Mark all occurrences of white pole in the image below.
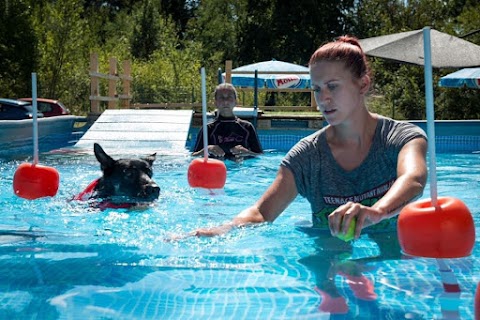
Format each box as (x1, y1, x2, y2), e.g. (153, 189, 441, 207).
(423, 27, 438, 207)
(32, 73, 39, 165)
(201, 67, 209, 161)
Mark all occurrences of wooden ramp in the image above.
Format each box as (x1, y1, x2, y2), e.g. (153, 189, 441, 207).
(74, 109, 193, 154)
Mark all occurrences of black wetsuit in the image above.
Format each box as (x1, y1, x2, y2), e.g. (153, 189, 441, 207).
(193, 115, 263, 159)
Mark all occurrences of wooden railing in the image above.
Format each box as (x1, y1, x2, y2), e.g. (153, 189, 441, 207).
(133, 102, 203, 112)
(89, 53, 132, 113)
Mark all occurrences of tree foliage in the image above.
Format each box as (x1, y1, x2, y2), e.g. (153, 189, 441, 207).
(232, 0, 354, 66)
(0, 0, 37, 98)
(0, 0, 478, 119)
(131, 1, 162, 60)
(353, 0, 480, 119)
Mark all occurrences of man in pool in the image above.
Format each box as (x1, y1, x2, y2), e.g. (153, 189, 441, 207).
(189, 36, 428, 314)
(191, 83, 263, 160)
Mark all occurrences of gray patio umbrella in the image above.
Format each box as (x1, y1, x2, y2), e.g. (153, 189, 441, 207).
(358, 28, 480, 68)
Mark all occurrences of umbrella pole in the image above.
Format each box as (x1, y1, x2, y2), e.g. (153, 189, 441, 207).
(217, 68, 223, 84)
(253, 70, 258, 128)
(201, 67, 209, 160)
(32, 73, 39, 165)
(423, 26, 438, 208)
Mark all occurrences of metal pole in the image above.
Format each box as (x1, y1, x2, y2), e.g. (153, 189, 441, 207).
(201, 67, 209, 161)
(423, 26, 438, 207)
(32, 73, 39, 165)
(253, 70, 258, 127)
(217, 68, 223, 84)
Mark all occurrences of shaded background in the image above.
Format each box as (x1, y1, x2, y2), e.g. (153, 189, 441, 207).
(1, 0, 479, 119)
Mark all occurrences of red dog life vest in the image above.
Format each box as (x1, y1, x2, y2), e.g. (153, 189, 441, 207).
(72, 179, 134, 210)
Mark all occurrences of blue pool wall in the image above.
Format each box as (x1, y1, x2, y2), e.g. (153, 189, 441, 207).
(410, 120, 480, 153)
(2, 118, 478, 158)
(187, 120, 480, 153)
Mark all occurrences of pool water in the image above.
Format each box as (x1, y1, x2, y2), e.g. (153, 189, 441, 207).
(0, 150, 478, 319)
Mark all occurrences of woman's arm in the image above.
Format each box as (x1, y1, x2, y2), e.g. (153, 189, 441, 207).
(371, 137, 428, 220)
(328, 137, 428, 239)
(193, 166, 299, 236)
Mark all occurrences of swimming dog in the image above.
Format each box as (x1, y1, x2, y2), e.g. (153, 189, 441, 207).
(73, 143, 160, 209)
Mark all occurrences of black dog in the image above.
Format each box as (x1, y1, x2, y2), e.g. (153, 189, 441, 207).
(73, 143, 160, 208)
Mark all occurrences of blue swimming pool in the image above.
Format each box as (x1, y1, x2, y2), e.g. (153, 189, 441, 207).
(0, 149, 479, 319)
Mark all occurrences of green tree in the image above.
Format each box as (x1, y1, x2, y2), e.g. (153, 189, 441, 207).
(159, 0, 195, 39)
(436, 1, 480, 119)
(131, 1, 162, 60)
(351, 0, 480, 120)
(236, 0, 355, 65)
(0, 0, 37, 98)
(2, 0, 478, 118)
(132, 15, 204, 105)
(31, 0, 91, 101)
(186, 0, 246, 67)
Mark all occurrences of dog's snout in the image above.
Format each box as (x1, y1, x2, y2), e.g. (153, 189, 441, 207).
(145, 184, 160, 199)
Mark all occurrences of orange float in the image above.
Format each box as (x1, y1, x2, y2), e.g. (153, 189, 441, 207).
(13, 73, 60, 200)
(187, 67, 227, 190)
(13, 163, 60, 200)
(398, 196, 475, 258)
(188, 158, 227, 189)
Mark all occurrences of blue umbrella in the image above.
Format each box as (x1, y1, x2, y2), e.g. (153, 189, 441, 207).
(439, 67, 480, 89)
(223, 59, 310, 89)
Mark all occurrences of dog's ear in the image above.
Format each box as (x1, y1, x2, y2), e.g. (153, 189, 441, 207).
(94, 143, 115, 170)
(143, 153, 156, 167)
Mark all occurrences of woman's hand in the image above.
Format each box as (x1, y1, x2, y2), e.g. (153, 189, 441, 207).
(328, 202, 385, 240)
(192, 224, 234, 237)
(164, 224, 233, 242)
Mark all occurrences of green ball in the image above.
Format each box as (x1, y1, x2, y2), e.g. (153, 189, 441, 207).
(337, 219, 356, 242)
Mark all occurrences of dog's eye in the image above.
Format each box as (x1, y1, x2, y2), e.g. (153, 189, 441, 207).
(123, 168, 134, 178)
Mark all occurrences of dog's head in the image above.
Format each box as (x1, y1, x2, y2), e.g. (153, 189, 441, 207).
(93, 143, 160, 204)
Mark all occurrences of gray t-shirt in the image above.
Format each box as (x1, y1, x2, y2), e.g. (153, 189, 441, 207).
(281, 116, 427, 231)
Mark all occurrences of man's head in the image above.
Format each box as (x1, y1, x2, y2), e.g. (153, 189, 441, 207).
(214, 83, 237, 117)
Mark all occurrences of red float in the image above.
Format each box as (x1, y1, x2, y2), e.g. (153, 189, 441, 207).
(187, 158, 227, 189)
(13, 163, 60, 200)
(398, 196, 475, 258)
